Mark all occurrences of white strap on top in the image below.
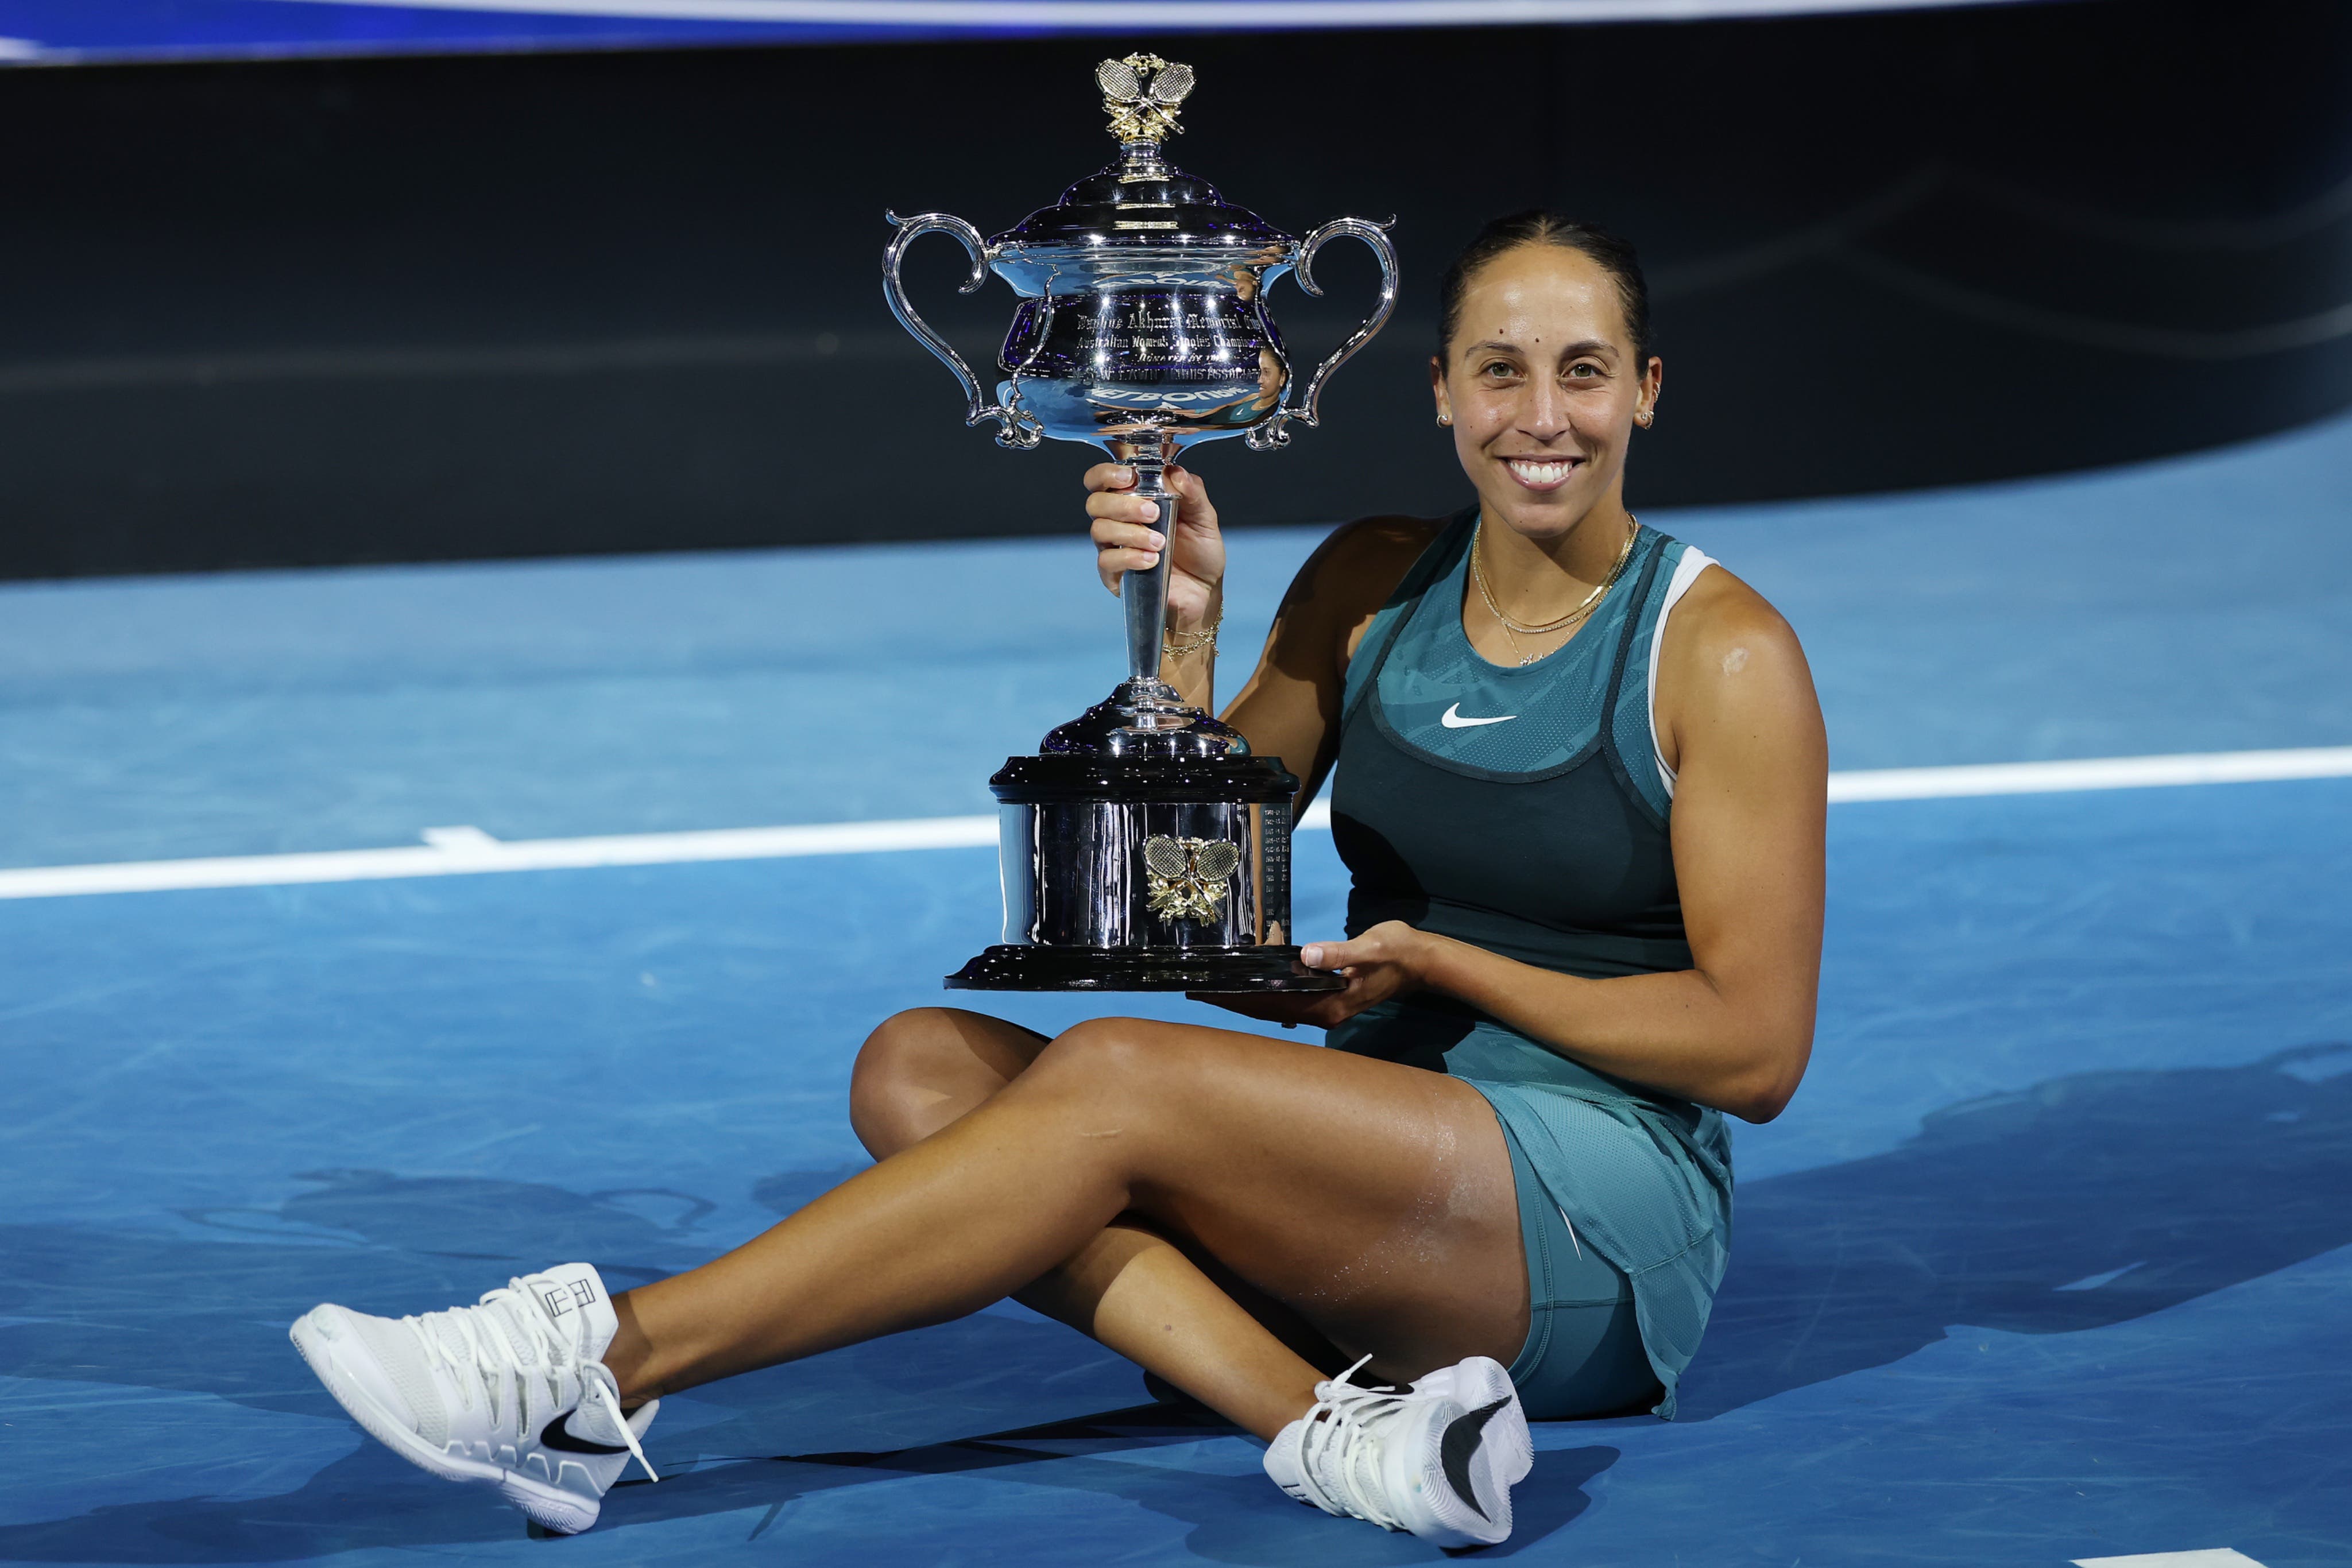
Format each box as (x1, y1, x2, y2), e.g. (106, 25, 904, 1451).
(1648, 547, 1717, 800)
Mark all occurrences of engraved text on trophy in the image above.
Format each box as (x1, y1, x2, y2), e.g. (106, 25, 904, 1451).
(999, 290, 1289, 440)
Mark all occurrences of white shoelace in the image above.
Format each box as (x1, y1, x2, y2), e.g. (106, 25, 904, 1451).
(399, 1276, 658, 1483)
(577, 1364, 660, 1484)
(1289, 1355, 1418, 1532)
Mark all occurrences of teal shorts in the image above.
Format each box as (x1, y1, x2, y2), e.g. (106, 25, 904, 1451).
(1492, 1111, 1661, 1420)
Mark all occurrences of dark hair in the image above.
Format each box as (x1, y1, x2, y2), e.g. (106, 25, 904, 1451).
(1434, 210, 1653, 367)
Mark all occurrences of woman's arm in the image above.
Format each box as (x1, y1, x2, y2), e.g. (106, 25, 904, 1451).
(1219, 516, 1437, 808)
(1298, 570, 1829, 1123)
(1086, 461, 1433, 808)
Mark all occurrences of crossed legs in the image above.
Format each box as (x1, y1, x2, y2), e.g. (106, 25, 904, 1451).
(848, 1009, 1357, 1435)
(600, 1011, 1530, 1443)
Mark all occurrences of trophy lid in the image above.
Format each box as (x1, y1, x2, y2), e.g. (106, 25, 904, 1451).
(987, 56, 1293, 257)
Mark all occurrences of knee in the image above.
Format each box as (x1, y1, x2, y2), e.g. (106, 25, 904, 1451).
(848, 1008, 965, 1158)
(1009, 1020, 1232, 1169)
(1023, 1017, 1171, 1108)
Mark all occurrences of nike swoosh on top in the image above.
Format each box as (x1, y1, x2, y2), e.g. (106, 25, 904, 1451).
(1440, 703, 1517, 729)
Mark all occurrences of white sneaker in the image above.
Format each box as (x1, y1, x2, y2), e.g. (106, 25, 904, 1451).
(289, 1262, 659, 1535)
(1263, 1354, 1523, 1547)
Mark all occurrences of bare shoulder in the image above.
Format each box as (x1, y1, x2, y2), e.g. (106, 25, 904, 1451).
(1666, 563, 1805, 673)
(1245, 513, 1444, 690)
(1230, 513, 1446, 748)
(1655, 561, 1825, 769)
(1271, 514, 1443, 668)
(1286, 514, 1442, 614)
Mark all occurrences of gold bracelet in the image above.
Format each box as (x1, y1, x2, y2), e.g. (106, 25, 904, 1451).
(1162, 615, 1221, 658)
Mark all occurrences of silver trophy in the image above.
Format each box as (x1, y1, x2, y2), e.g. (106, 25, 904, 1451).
(884, 54, 1396, 991)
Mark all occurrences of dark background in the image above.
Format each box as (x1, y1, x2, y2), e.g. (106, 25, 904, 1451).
(2, 0, 2347, 580)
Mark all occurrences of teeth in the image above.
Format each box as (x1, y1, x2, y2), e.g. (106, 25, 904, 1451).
(1507, 459, 1573, 485)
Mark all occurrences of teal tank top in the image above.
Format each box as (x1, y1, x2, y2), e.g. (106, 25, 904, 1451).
(1325, 509, 1735, 1418)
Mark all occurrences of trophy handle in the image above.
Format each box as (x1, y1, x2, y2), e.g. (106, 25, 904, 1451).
(882, 211, 1042, 451)
(1246, 216, 1399, 452)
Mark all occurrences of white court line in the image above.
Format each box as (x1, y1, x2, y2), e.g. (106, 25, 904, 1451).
(0, 817, 999, 900)
(2074, 1551, 2269, 1567)
(1826, 745, 2352, 802)
(1, 746, 2346, 902)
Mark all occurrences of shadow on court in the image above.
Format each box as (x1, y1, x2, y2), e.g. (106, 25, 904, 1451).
(1678, 1042, 2352, 1419)
(2, 1046, 2348, 1559)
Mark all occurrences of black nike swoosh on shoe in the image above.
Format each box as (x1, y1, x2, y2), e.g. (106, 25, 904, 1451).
(540, 1412, 629, 1456)
(1440, 1397, 1512, 1520)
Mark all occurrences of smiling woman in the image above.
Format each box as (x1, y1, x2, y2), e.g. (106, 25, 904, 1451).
(285, 212, 1828, 1551)
(1432, 216, 1664, 666)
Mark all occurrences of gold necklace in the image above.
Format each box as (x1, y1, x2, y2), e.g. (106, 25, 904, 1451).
(1471, 516, 1639, 665)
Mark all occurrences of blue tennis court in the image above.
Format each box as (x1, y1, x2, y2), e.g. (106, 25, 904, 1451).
(2, 411, 2349, 1567)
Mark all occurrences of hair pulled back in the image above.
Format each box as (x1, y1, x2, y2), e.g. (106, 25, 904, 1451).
(1435, 210, 1653, 367)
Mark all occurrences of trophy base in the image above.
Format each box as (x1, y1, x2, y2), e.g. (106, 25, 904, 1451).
(945, 944, 1345, 993)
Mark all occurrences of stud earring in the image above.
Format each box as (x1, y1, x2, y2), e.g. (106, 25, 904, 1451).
(1635, 409, 1653, 428)
(1437, 414, 1452, 427)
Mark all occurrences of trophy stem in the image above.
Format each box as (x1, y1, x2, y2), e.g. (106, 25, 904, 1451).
(1120, 454, 1178, 686)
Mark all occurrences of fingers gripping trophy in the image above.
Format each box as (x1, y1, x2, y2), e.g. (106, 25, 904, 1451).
(883, 55, 1397, 992)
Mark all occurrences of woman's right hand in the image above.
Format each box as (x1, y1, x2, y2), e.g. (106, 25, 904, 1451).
(1086, 462, 1226, 631)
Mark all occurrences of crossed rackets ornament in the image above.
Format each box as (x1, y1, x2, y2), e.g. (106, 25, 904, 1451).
(1094, 53, 1196, 144)
(1143, 834, 1241, 926)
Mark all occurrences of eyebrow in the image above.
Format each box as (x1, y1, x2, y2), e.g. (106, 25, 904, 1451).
(1461, 338, 1619, 361)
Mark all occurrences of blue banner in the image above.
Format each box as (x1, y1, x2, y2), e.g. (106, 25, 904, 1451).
(0, 0, 2014, 67)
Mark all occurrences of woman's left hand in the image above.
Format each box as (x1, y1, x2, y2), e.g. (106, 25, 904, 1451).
(1192, 921, 1438, 1030)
